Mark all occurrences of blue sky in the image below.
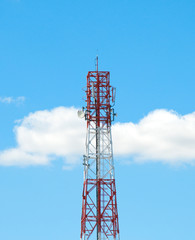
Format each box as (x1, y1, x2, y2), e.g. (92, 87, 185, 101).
(0, 0, 195, 239)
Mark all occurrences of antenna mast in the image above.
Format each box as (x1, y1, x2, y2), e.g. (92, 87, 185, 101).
(96, 55, 98, 72)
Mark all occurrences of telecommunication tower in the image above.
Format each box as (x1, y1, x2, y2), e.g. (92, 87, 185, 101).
(79, 57, 120, 240)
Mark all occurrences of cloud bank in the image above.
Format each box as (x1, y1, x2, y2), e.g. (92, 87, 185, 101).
(0, 107, 195, 167)
(113, 109, 195, 165)
(0, 107, 85, 167)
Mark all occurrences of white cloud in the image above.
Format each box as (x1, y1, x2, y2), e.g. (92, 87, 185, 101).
(0, 107, 85, 167)
(0, 96, 25, 104)
(0, 148, 49, 166)
(0, 107, 195, 168)
(113, 109, 195, 165)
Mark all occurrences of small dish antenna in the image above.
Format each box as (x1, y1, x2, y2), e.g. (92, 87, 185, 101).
(77, 110, 85, 119)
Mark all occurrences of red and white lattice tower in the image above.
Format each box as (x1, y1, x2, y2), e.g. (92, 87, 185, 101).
(80, 58, 120, 240)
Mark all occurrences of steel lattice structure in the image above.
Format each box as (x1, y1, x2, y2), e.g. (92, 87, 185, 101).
(80, 58, 120, 240)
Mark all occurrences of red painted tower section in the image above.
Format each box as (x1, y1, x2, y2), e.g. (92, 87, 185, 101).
(80, 58, 120, 240)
